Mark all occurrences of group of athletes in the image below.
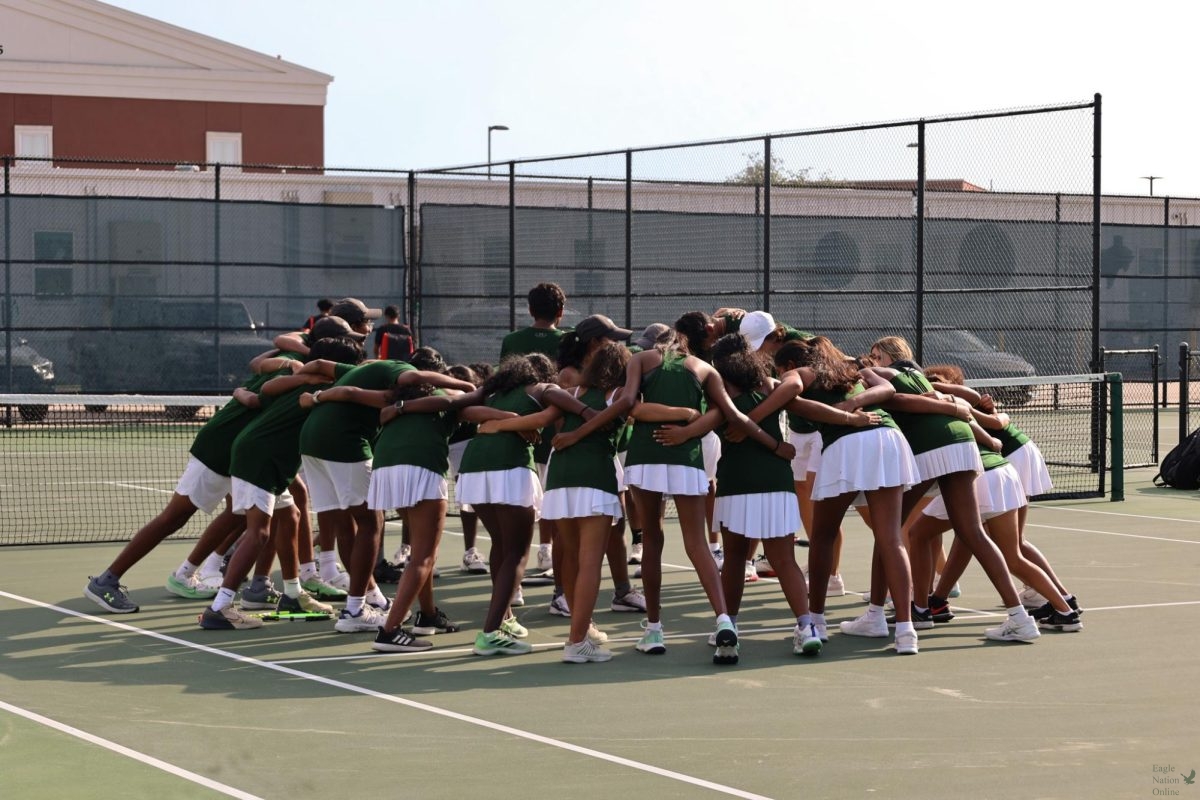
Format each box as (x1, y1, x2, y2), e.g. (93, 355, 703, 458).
(83, 282, 1082, 665)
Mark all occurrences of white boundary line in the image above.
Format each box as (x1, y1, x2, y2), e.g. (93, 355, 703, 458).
(0, 699, 264, 800)
(1030, 503, 1199, 526)
(0, 590, 775, 800)
(1025, 522, 1199, 545)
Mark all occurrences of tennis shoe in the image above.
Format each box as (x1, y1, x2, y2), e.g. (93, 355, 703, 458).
(985, 615, 1041, 642)
(196, 568, 225, 591)
(754, 555, 776, 578)
(628, 542, 643, 565)
(510, 587, 525, 607)
(373, 557, 402, 584)
(199, 605, 262, 630)
(334, 604, 388, 633)
(587, 621, 609, 645)
(713, 619, 739, 665)
(239, 581, 282, 610)
(460, 547, 489, 574)
(393, 543, 412, 567)
(473, 630, 532, 656)
(711, 547, 724, 571)
(300, 575, 348, 601)
(826, 573, 846, 597)
(947, 581, 962, 599)
(499, 614, 529, 639)
(1019, 584, 1047, 608)
(894, 630, 919, 655)
(277, 591, 334, 616)
(85, 576, 139, 614)
(1037, 609, 1083, 632)
(563, 638, 613, 663)
(743, 560, 758, 582)
(886, 603, 935, 630)
(548, 593, 571, 617)
(794, 623, 823, 656)
(165, 572, 218, 600)
(812, 618, 829, 642)
(536, 543, 553, 572)
(611, 589, 647, 613)
(839, 611, 889, 638)
(635, 626, 666, 655)
(372, 627, 433, 653)
(411, 607, 461, 635)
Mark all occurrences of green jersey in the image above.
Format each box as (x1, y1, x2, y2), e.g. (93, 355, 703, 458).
(500, 326, 569, 360)
(994, 422, 1031, 457)
(804, 382, 898, 450)
(625, 353, 706, 470)
(372, 390, 458, 475)
(715, 390, 793, 497)
(188, 357, 300, 475)
(458, 387, 542, 474)
(299, 360, 413, 463)
(545, 387, 620, 494)
(886, 368, 974, 456)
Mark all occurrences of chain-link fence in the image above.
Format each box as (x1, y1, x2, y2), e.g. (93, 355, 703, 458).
(1100, 346, 1160, 467)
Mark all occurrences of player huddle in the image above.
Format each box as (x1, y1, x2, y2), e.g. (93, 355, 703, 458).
(84, 283, 1081, 665)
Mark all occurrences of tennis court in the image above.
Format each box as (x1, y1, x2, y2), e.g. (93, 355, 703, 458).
(1, 463, 1197, 800)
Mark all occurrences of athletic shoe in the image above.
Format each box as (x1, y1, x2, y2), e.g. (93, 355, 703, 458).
(711, 547, 725, 571)
(713, 619, 739, 665)
(1037, 609, 1083, 632)
(886, 603, 934, 630)
(563, 638, 613, 663)
(85, 576, 139, 614)
(536, 543, 553, 572)
(928, 596, 955, 624)
(367, 595, 392, 613)
(1019, 584, 1046, 608)
(334, 605, 388, 633)
(301, 576, 348, 601)
(239, 581, 282, 610)
(984, 615, 1041, 642)
(277, 591, 334, 616)
(372, 627, 433, 653)
(611, 589, 647, 613)
(628, 542, 643, 565)
(813, 619, 829, 642)
(743, 560, 758, 583)
(632, 565, 642, 579)
(324, 570, 352, 593)
(548, 593, 571, 617)
(839, 611, 890, 638)
(198, 605, 262, 630)
(394, 543, 412, 567)
(793, 623, 822, 656)
(165, 572, 218, 600)
(499, 614, 528, 639)
(411, 607, 461, 635)
(754, 555, 776, 578)
(795, 538, 810, 548)
(473, 630, 532, 656)
(196, 567, 225, 591)
(826, 574, 846, 597)
(460, 547, 489, 574)
(894, 630, 919, 655)
(587, 622, 608, 645)
(511, 587, 525, 607)
(373, 558, 402, 584)
(635, 626, 667, 655)
(947, 581, 962, 599)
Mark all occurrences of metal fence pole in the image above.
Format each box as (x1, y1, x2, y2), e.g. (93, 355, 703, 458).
(1151, 344, 1159, 461)
(508, 162, 516, 333)
(1090, 93, 1103, 471)
(213, 162, 223, 386)
(3, 156, 10, 397)
(1181, 342, 1191, 441)
(625, 150, 633, 329)
(762, 136, 771, 313)
(407, 171, 417, 334)
(914, 121, 926, 362)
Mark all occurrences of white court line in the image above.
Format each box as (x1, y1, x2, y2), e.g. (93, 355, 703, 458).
(1025, 522, 1199, 545)
(1031, 503, 1199, 526)
(0, 590, 774, 800)
(110, 482, 174, 495)
(0, 699, 264, 800)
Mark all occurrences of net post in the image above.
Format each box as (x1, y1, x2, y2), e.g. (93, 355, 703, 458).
(1107, 373, 1124, 501)
(1181, 342, 1191, 443)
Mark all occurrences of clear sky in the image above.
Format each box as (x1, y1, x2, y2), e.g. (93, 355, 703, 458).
(106, 0, 1195, 198)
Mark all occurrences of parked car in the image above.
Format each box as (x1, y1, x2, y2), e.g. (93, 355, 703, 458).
(0, 336, 56, 422)
(922, 327, 1037, 406)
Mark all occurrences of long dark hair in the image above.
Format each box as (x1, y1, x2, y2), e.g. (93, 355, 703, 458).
(481, 354, 542, 396)
(712, 333, 766, 394)
(776, 336, 858, 393)
(580, 341, 631, 392)
(407, 346, 447, 373)
(556, 331, 588, 371)
(673, 311, 712, 361)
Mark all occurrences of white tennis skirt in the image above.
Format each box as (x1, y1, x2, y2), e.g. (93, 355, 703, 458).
(541, 487, 623, 522)
(925, 463, 1027, 521)
(176, 456, 231, 515)
(625, 463, 709, 496)
(789, 430, 823, 481)
(1005, 440, 1053, 498)
(368, 464, 447, 511)
(913, 441, 983, 486)
(456, 467, 543, 510)
(613, 455, 627, 492)
(714, 492, 801, 539)
(811, 427, 919, 501)
(701, 431, 721, 481)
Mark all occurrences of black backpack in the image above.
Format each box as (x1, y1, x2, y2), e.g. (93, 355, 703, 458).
(1153, 427, 1200, 489)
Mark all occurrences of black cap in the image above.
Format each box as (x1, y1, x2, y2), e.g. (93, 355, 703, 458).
(574, 314, 633, 343)
(310, 314, 365, 342)
(330, 297, 383, 326)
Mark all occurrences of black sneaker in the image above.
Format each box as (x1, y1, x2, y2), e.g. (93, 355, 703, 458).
(886, 602, 934, 630)
(373, 557, 403, 584)
(1030, 601, 1055, 621)
(410, 607, 460, 635)
(1037, 609, 1083, 632)
(371, 627, 433, 653)
(1066, 595, 1083, 615)
(84, 576, 139, 614)
(928, 595, 955, 624)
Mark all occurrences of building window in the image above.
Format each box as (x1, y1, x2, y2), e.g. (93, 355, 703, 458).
(14, 125, 53, 162)
(35, 268, 73, 296)
(33, 231, 74, 297)
(206, 132, 243, 171)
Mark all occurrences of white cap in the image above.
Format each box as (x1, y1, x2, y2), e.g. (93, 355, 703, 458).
(740, 310, 777, 351)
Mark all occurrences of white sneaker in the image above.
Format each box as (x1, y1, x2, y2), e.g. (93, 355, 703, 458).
(1019, 584, 1047, 608)
(586, 621, 608, 645)
(985, 615, 1041, 642)
(894, 629, 919, 655)
(500, 614, 528, 639)
(510, 587, 524, 607)
(754, 555, 776, 577)
(743, 560, 759, 583)
(461, 547, 489, 574)
(537, 543, 553, 572)
(325, 570, 351, 592)
(611, 589, 647, 613)
(549, 593, 571, 617)
(393, 543, 412, 567)
(813, 619, 829, 642)
(826, 574, 846, 597)
(711, 547, 724, 571)
(839, 611, 889, 638)
(334, 604, 388, 633)
(793, 623, 822, 655)
(195, 568, 225, 591)
(628, 542, 643, 565)
(563, 638, 613, 663)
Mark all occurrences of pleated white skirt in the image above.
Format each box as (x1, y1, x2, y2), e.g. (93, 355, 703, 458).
(714, 492, 801, 539)
(1006, 440, 1053, 498)
(456, 467, 543, 510)
(913, 441, 983, 485)
(541, 487, 623, 522)
(368, 465, 447, 511)
(811, 427, 919, 501)
(625, 463, 709, 496)
(925, 462, 1027, 521)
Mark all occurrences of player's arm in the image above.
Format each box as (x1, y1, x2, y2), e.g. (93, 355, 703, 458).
(299, 385, 391, 410)
(630, 401, 700, 423)
(396, 370, 475, 393)
(273, 331, 310, 357)
(650, 408, 724, 446)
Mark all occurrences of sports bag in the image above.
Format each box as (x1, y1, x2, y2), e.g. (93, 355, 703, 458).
(1153, 426, 1200, 489)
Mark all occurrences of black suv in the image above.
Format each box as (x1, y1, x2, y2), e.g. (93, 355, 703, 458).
(1, 336, 56, 421)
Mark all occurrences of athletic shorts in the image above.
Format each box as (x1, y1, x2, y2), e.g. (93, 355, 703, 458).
(301, 455, 371, 512)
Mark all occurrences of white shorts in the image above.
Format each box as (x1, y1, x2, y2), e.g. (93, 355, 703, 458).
(456, 467, 543, 510)
(536, 460, 549, 488)
(368, 464, 448, 511)
(912, 441, 984, 493)
(925, 463, 1027, 521)
(701, 431, 721, 481)
(1006, 441, 1054, 498)
(301, 455, 372, 512)
(541, 487, 623, 522)
(625, 463, 709, 496)
(789, 430, 823, 480)
(175, 456, 231, 515)
(231, 478, 295, 516)
(714, 492, 801, 539)
(811, 427, 919, 501)
(613, 455, 627, 493)
(448, 440, 473, 513)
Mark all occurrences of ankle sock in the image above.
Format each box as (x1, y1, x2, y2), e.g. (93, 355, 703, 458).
(211, 587, 236, 611)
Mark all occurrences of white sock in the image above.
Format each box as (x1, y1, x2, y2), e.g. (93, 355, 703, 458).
(1007, 605, 1031, 621)
(646, 620, 663, 632)
(211, 587, 236, 612)
(811, 612, 826, 626)
(365, 585, 387, 607)
(709, 542, 720, 553)
(318, 550, 338, 581)
(345, 595, 364, 615)
(866, 604, 885, 618)
(175, 561, 198, 580)
(716, 613, 731, 627)
(299, 562, 318, 581)
(200, 553, 223, 574)
(894, 620, 915, 636)
(283, 578, 301, 599)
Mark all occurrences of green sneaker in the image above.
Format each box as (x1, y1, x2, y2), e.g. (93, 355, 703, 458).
(635, 626, 666, 655)
(165, 572, 219, 600)
(499, 614, 528, 639)
(473, 630, 532, 656)
(301, 576, 348, 601)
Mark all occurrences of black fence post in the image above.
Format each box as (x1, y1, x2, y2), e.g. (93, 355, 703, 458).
(508, 162, 516, 333)
(213, 162, 223, 387)
(407, 171, 417, 335)
(1181, 342, 1191, 442)
(1090, 93, 1103, 473)
(3, 156, 10, 398)
(914, 121, 926, 363)
(625, 150, 633, 329)
(1151, 344, 1159, 462)
(762, 136, 771, 313)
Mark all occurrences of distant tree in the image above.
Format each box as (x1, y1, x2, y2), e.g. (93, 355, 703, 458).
(726, 153, 845, 187)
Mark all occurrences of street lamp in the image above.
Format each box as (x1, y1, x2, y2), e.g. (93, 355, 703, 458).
(488, 125, 509, 180)
(1141, 175, 1164, 196)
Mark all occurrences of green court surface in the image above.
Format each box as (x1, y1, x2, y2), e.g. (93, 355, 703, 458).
(1, 468, 1197, 799)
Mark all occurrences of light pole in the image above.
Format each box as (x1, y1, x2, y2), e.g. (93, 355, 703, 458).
(1141, 175, 1164, 196)
(488, 125, 509, 180)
